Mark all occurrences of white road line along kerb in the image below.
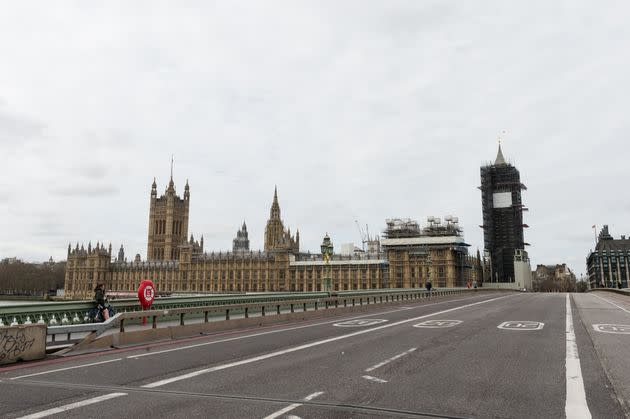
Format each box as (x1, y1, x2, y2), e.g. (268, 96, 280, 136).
(142, 295, 508, 388)
(591, 293, 630, 315)
(365, 348, 417, 372)
(10, 358, 123, 380)
(16, 392, 127, 419)
(127, 294, 488, 360)
(565, 294, 592, 419)
(262, 391, 324, 419)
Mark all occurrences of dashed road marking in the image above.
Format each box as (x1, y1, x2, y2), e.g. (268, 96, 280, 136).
(141, 295, 507, 388)
(413, 320, 462, 328)
(362, 375, 388, 384)
(497, 321, 544, 331)
(592, 324, 630, 334)
(365, 348, 417, 372)
(16, 392, 127, 419)
(333, 319, 388, 327)
(262, 391, 324, 419)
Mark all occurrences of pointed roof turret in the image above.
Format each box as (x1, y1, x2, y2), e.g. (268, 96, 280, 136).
(242, 221, 247, 231)
(495, 143, 507, 166)
(167, 156, 175, 191)
(270, 186, 281, 219)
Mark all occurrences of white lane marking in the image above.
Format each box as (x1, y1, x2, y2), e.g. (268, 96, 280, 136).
(592, 324, 630, 334)
(333, 319, 388, 327)
(591, 293, 630, 315)
(17, 392, 127, 419)
(262, 391, 324, 419)
(11, 358, 123, 380)
(565, 294, 592, 419)
(127, 295, 483, 359)
(413, 320, 462, 328)
(142, 295, 507, 388)
(365, 347, 417, 372)
(497, 321, 544, 331)
(362, 375, 388, 384)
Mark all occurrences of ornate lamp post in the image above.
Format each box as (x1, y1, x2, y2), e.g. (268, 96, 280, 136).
(320, 233, 334, 293)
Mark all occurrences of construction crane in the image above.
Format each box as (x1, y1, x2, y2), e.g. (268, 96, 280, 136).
(355, 220, 371, 252)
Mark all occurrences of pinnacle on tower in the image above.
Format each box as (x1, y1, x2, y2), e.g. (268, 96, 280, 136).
(168, 156, 175, 190)
(270, 186, 281, 218)
(495, 143, 507, 166)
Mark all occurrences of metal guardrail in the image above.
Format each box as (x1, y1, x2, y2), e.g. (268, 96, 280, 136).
(115, 289, 470, 333)
(24, 288, 476, 351)
(46, 314, 122, 349)
(0, 292, 331, 327)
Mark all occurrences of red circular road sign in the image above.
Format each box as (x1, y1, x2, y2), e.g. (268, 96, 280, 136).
(137, 280, 155, 309)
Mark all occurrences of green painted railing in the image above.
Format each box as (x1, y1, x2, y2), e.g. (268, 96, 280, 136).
(0, 288, 471, 327)
(0, 292, 329, 326)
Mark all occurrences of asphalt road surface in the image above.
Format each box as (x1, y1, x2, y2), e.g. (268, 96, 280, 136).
(1, 291, 629, 419)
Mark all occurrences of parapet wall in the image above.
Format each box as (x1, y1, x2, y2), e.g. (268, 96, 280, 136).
(0, 324, 46, 365)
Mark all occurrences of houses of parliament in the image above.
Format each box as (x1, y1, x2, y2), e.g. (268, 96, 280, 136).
(64, 171, 482, 299)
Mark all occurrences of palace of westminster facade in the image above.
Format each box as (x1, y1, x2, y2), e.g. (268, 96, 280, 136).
(64, 173, 483, 299)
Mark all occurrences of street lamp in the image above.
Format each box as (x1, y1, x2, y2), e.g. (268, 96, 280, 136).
(320, 233, 334, 293)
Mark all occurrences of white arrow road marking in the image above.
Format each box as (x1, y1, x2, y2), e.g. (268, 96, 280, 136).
(362, 375, 388, 384)
(17, 393, 127, 419)
(262, 391, 324, 419)
(365, 348, 417, 372)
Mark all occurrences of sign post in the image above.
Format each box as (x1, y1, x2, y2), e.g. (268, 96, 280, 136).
(137, 279, 156, 325)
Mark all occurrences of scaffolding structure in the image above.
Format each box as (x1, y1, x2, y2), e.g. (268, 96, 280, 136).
(479, 148, 528, 283)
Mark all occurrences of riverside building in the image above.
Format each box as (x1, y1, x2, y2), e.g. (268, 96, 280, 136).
(64, 172, 483, 298)
(586, 225, 630, 289)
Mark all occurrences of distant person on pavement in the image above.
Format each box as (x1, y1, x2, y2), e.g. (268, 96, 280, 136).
(426, 280, 432, 292)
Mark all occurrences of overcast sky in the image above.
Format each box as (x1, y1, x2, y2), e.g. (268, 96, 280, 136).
(1, 1, 629, 277)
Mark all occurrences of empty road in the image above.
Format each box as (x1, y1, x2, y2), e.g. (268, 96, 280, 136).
(1, 291, 629, 418)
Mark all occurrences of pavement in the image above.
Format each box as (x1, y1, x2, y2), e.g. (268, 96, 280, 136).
(1, 291, 629, 418)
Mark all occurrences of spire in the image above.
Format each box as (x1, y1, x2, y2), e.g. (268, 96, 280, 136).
(242, 221, 247, 231)
(495, 137, 507, 165)
(168, 156, 175, 191)
(270, 186, 281, 219)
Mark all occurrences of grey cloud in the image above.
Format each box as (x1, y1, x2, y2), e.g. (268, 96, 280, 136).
(0, 105, 45, 146)
(51, 185, 120, 197)
(0, 1, 628, 276)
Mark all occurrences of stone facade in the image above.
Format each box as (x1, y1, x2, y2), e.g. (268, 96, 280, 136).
(64, 175, 482, 298)
(146, 175, 190, 261)
(232, 222, 250, 252)
(586, 225, 630, 289)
